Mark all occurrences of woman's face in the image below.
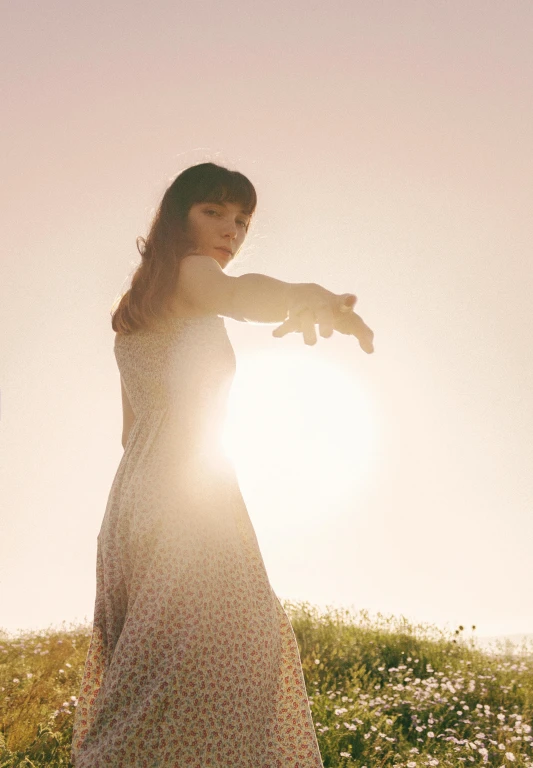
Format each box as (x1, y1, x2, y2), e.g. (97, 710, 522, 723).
(185, 200, 251, 269)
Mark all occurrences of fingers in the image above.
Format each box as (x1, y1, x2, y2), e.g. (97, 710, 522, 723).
(352, 313, 374, 353)
(291, 307, 317, 345)
(272, 322, 292, 338)
(273, 291, 375, 353)
(289, 301, 335, 345)
(314, 304, 334, 339)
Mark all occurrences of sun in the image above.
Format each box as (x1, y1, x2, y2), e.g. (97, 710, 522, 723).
(220, 348, 378, 532)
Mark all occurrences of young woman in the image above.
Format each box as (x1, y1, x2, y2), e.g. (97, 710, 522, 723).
(71, 162, 374, 768)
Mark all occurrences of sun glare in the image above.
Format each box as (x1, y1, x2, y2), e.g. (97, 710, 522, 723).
(221, 349, 378, 531)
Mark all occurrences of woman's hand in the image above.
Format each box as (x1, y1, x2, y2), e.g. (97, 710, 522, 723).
(272, 285, 374, 353)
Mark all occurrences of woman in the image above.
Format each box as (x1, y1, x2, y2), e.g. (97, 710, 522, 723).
(71, 162, 374, 768)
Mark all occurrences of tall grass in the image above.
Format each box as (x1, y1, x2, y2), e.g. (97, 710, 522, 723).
(1, 602, 531, 767)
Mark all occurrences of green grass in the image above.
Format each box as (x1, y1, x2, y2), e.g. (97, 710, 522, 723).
(1, 602, 532, 767)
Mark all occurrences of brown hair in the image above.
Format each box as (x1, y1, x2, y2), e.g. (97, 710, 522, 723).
(111, 162, 257, 334)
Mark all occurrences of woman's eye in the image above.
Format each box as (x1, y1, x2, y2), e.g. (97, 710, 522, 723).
(205, 209, 247, 228)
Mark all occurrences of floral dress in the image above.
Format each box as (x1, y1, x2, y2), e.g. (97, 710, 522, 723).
(71, 314, 324, 767)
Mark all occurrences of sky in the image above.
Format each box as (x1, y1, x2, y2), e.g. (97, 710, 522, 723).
(1, 0, 532, 646)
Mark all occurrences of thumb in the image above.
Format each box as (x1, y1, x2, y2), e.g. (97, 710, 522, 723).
(339, 293, 357, 311)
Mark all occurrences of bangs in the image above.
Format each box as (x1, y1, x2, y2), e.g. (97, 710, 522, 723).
(188, 168, 257, 216)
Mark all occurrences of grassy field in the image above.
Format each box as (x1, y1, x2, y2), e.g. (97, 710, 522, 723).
(1, 602, 532, 767)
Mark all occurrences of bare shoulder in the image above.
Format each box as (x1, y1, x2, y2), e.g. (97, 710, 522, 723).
(173, 253, 236, 319)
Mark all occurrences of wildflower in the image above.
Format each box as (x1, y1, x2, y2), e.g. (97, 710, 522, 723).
(314, 659, 320, 665)
(12, 678, 19, 683)
(505, 754, 516, 762)
(340, 752, 351, 758)
(26, 673, 33, 679)
(428, 732, 435, 738)
(407, 762, 418, 767)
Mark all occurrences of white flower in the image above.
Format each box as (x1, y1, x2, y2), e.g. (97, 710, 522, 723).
(505, 754, 516, 762)
(340, 752, 351, 758)
(407, 762, 418, 767)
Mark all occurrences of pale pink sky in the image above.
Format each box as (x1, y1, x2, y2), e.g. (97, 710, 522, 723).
(1, 1, 532, 643)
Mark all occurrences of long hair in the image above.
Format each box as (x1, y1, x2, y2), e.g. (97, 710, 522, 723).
(111, 162, 257, 334)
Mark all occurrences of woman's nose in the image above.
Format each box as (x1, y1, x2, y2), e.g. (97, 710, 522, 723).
(222, 219, 238, 237)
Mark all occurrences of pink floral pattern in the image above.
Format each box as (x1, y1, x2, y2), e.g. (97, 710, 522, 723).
(71, 315, 324, 767)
